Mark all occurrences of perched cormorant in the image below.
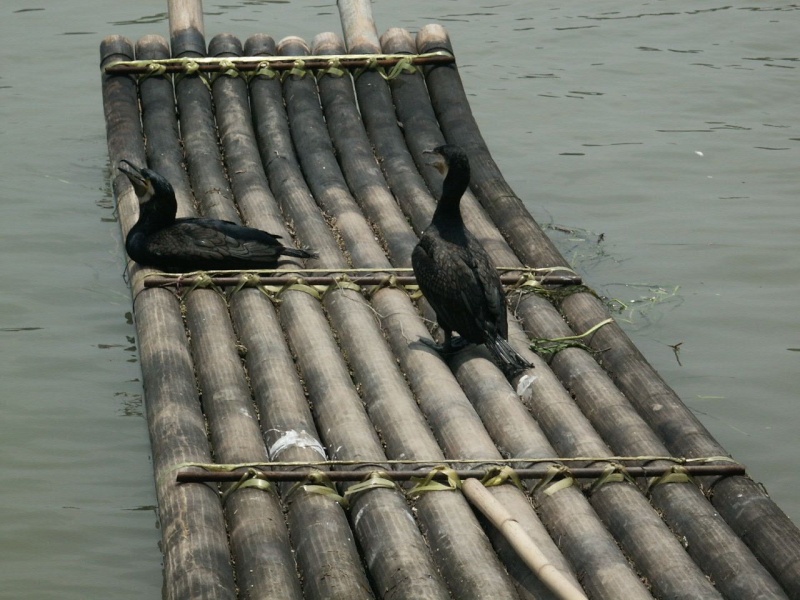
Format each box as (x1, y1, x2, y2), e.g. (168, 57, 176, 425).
(118, 160, 316, 272)
(411, 145, 533, 376)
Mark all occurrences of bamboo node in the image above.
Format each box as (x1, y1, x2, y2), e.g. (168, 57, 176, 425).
(407, 465, 462, 498)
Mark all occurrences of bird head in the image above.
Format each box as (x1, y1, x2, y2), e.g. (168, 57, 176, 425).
(423, 144, 469, 179)
(118, 160, 175, 203)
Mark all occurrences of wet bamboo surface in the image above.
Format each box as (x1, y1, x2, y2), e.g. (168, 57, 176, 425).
(100, 0, 800, 598)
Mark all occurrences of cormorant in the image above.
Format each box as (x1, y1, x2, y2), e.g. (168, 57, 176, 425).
(411, 145, 533, 376)
(118, 160, 316, 272)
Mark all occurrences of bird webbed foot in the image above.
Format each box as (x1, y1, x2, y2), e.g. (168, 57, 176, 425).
(417, 335, 469, 356)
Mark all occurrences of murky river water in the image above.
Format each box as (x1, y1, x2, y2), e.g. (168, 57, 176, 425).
(1, 1, 797, 597)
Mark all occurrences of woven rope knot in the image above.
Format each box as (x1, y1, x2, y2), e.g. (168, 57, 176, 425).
(220, 468, 272, 505)
(407, 465, 462, 498)
(531, 464, 574, 497)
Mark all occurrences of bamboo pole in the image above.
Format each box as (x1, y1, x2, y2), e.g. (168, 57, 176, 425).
(245, 33, 349, 268)
(208, 32, 374, 600)
(323, 19, 588, 596)
(514, 295, 788, 599)
(279, 36, 391, 269)
(415, 25, 567, 270)
(378, 28, 523, 267)
(100, 35, 236, 600)
(313, 32, 418, 267)
(168, 0, 205, 56)
(137, 33, 306, 599)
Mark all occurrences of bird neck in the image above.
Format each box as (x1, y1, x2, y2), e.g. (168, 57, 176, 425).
(432, 166, 470, 224)
(135, 193, 177, 230)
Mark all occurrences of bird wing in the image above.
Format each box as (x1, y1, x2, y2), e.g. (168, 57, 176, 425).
(147, 219, 285, 263)
(413, 233, 497, 342)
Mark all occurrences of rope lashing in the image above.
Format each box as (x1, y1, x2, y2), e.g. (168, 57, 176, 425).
(104, 51, 455, 79)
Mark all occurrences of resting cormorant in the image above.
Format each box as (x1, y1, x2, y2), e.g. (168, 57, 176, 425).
(119, 160, 316, 272)
(411, 145, 533, 376)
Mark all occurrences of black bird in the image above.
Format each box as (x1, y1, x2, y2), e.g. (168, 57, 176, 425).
(118, 160, 316, 272)
(411, 145, 532, 376)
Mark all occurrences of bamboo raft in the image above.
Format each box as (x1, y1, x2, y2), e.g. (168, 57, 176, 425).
(100, 1, 800, 598)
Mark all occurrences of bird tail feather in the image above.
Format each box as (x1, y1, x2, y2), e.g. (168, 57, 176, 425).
(282, 246, 319, 260)
(486, 336, 533, 377)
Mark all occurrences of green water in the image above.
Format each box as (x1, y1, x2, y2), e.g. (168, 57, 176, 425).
(1, 1, 797, 597)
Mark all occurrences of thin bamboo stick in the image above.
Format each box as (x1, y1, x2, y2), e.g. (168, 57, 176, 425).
(104, 53, 455, 75)
(462, 479, 589, 600)
(100, 34, 236, 600)
(176, 464, 745, 483)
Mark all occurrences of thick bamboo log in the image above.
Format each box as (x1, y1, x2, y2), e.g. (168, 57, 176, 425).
(562, 293, 800, 595)
(242, 34, 454, 599)
(245, 33, 348, 268)
(208, 32, 374, 600)
(136, 33, 306, 599)
(415, 25, 567, 270)
(368, 25, 673, 596)
(168, 0, 205, 57)
(379, 28, 522, 267)
(279, 36, 390, 269)
(323, 287, 523, 600)
(313, 32, 418, 267)
(373, 290, 611, 598)
(279, 295, 452, 600)
(101, 35, 236, 600)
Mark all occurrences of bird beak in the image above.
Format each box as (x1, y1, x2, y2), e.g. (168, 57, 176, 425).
(118, 160, 151, 198)
(423, 149, 447, 175)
